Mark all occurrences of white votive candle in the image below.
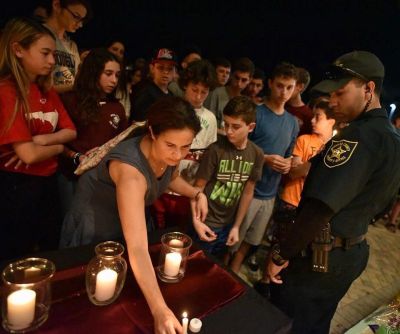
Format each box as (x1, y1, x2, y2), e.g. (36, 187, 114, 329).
(94, 268, 118, 302)
(189, 318, 202, 333)
(7, 289, 36, 330)
(24, 266, 41, 279)
(169, 239, 184, 248)
(164, 252, 182, 277)
(182, 312, 188, 334)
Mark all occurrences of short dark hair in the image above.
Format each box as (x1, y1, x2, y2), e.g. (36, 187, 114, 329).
(179, 59, 218, 91)
(180, 44, 202, 60)
(223, 96, 256, 124)
(106, 39, 125, 49)
(353, 77, 383, 97)
(253, 68, 266, 81)
(370, 78, 383, 96)
(232, 57, 255, 77)
(147, 97, 201, 136)
(270, 62, 298, 81)
(214, 57, 231, 69)
(313, 99, 335, 120)
(296, 67, 311, 90)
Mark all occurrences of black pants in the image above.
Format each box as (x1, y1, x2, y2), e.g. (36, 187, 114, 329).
(270, 241, 369, 334)
(0, 171, 62, 262)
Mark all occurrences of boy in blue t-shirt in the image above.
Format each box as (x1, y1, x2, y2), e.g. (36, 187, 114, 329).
(230, 62, 299, 273)
(191, 96, 264, 258)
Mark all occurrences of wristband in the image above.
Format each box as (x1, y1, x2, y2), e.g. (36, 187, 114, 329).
(194, 190, 202, 201)
(72, 152, 82, 166)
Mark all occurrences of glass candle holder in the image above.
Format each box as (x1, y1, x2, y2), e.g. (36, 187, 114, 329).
(1, 257, 55, 333)
(156, 232, 192, 283)
(86, 241, 127, 306)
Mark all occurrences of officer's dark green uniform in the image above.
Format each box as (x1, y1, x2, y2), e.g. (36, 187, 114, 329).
(269, 51, 400, 334)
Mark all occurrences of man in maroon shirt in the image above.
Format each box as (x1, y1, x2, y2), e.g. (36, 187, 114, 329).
(285, 67, 313, 135)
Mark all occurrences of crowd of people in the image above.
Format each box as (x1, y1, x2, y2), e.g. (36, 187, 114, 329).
(2, 1, 400, 334)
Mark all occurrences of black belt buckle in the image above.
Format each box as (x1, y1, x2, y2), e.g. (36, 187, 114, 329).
(343, 238, 352, 250)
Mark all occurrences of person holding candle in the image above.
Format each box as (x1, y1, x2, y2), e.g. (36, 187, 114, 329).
(60, 96, 208, 333)
(191, 96, 264, 259)
(0, 17, 76, 261)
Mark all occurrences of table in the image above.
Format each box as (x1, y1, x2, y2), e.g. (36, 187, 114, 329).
(0, 230, 291, 334)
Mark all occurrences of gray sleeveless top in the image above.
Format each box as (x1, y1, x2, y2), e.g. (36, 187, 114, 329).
(60, 136, 174, 247)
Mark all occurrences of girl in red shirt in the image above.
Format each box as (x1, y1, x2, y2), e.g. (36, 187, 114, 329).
(0, 17, 76, 261)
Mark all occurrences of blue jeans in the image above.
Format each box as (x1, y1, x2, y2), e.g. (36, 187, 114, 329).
(190, 224, 232, 257)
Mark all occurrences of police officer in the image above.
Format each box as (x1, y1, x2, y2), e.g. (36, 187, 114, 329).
(266, 51, 400, 334)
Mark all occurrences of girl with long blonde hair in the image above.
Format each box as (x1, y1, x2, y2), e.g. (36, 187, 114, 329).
(0, 17, 76, 260)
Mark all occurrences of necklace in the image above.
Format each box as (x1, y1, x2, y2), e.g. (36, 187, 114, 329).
(148, 157, 167, 174)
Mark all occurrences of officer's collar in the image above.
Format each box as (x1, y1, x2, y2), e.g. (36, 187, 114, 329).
(354, 108, 387, 122)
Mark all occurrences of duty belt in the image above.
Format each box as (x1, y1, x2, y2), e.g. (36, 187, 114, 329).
(311, 223, 366, 273)
(331, 234, 366, 250)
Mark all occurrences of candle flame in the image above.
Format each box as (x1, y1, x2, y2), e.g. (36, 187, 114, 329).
(182, 311, 187, 318)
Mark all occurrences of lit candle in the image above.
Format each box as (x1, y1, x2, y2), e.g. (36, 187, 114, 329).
(169, 239, 184, 248)
(24, 266, 41, 279)
(94, 268, 118, 302)
(7, 289, 36, 330)
(182, 312, 188, 334)
(164, 252, 182, 277)
(189, 318, 202, 333)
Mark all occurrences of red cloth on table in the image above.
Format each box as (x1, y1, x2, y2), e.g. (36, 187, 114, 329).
(0, 248, 245, 334)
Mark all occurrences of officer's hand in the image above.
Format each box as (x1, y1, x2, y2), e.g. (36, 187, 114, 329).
(267, 257, 289, 284)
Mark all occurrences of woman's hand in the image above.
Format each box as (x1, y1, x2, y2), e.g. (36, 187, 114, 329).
(153, 306, 182, 334)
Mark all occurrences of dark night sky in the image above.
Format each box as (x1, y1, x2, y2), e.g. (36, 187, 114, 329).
(3, 0, 400, 102)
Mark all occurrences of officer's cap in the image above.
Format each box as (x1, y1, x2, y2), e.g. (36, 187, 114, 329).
(312, 51, 385, 93)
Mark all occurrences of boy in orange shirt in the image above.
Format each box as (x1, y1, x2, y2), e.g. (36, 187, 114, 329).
(281, 99, 336, 208)
(254, 98, 335, 296)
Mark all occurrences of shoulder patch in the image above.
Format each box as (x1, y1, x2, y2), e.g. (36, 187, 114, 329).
(323, 140, 358, 168)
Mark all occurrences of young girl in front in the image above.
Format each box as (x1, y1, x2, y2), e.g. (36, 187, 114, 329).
(0, 17, 76, 261)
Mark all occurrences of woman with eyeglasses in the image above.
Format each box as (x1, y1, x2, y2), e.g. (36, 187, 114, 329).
(43, 0, 91, 93)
